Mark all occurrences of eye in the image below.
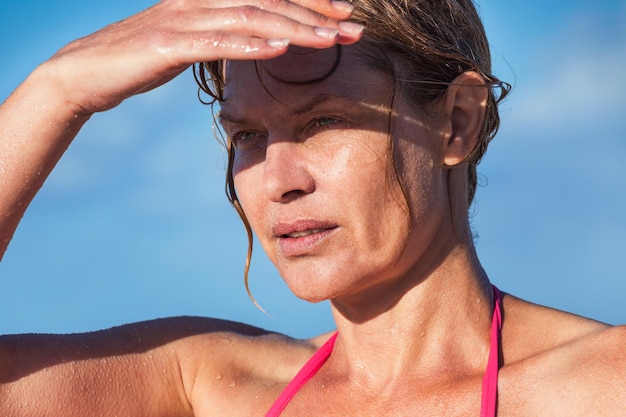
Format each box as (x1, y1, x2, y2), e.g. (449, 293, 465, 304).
(236, 131, 259, 142)
(231, 130, 266, 150)
(314, 117, 339, 127)
(302, 116, 345, 140)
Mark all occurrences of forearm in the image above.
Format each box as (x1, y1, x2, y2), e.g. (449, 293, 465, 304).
(0, 63, 91, 259)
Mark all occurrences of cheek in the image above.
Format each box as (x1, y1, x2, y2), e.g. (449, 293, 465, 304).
(344, 143, 412, 247)
(399, 148, 437, 200)
(394, 142, 448, 241)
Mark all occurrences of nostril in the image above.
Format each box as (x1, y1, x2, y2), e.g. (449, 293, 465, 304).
(280, 188, 312, 202)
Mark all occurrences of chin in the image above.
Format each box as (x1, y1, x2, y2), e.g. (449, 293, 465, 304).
(280, 270, 344, 304)
(285, 281, 337, 304)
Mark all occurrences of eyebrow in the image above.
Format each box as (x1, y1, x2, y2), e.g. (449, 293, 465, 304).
(218, 92, 359, 126)
(287, 93, 346, 117)
(217, 111, 244, 127)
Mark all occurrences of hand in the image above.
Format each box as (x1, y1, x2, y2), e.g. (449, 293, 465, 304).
(42, 0, 363, 116)
(0, 0, 362, 262)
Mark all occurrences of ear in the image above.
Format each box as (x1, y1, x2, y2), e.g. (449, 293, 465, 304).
(441, 71, 488, 167)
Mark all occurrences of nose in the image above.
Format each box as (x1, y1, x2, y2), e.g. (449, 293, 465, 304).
(263, 140, 316, 203)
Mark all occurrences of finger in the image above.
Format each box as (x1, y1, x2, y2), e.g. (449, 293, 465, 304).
(251, 0, 363, 40)
(161, 32, 301, 66)
(209, 0, 355, 20)
(286, 0, 355, 20)
(188, 33, 292, 61)
(209, 7, 344, 44)
(168, 6, 362, 54)
(199, 0, 363, 41)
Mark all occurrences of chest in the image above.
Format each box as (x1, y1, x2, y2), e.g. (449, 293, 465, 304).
(197, 375, 487, 417)
(290, 376, 491, 417)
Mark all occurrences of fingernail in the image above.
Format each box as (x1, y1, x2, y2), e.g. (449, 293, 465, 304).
(339, 21, 364, 36)
(331, 1, 354, 13)
(314, 27, 339, 39)
(267, 38, 290, 48)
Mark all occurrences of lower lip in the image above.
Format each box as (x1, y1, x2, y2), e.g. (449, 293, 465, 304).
(278, 228, 337, 257)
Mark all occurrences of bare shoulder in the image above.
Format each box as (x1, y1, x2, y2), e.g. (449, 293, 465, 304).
(164, 317, 332, 415)
(171, 316, 324, 372)
(119, 315, 325, 383)
(0, 315, 326, 417)
(498, 293, 626, 416)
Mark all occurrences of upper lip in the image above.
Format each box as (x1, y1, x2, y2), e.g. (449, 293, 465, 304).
(272, 220, 338, 238)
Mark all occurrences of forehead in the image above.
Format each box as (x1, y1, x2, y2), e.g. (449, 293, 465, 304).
(221, 45, 393, 116)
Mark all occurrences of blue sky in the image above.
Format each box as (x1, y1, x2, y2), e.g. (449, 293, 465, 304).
(1, 1, 625, 337)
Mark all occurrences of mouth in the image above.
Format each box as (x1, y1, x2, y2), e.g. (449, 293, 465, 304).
(282, 228, 330, 238)
(273, 222, 338, 257)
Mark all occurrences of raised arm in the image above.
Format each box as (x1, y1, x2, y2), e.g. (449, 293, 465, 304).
(0, 0, 362, 261)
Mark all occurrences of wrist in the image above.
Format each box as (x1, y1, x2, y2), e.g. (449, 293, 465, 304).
(27, 59, 95, 123)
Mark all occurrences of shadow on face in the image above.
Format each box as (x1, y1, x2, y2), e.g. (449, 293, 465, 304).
(220, 43, 436, 166)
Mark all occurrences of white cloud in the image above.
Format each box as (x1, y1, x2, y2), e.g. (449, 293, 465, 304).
(506, 5, 626, 132)
(45, 70, 212, 193)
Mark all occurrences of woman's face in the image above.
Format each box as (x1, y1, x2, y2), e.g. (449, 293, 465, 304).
(220, 46, 452, 304)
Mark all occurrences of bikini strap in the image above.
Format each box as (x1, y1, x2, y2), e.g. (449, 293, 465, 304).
(265, 332, 338, 417)
(266, 285, 503, 417)
(480, 285, 503, 417)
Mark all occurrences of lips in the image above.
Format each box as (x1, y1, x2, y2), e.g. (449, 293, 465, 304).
(273, 221, 337, 257)
(283, 228, 329, 238)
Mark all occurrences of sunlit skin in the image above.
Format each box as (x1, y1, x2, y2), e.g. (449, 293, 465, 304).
(216, 47, 626, 415)
(1, 0, 626, 414)
(221, 46, 457, 311)
(218, 47, 508, 412)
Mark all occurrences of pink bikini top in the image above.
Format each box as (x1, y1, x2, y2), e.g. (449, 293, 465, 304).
(266, 286, 503, 417)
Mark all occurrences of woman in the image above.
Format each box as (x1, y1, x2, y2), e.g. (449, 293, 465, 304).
(0, 0, 624, 416)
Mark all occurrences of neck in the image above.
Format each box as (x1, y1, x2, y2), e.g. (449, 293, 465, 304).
(327, 244, 494, 392)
